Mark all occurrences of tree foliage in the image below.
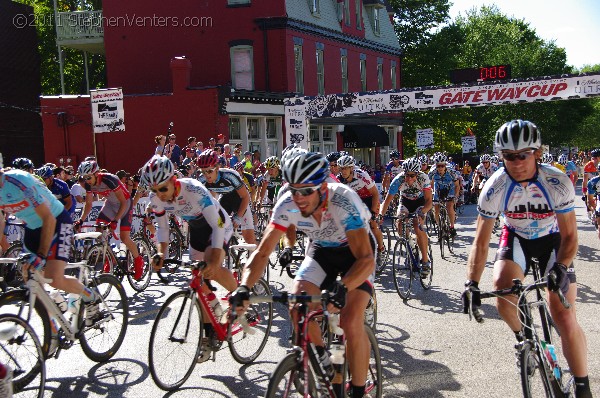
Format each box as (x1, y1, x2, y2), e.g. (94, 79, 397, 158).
(15, 0, 106, 95)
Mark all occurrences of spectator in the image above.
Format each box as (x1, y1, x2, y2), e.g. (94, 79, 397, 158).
(373, 164, 383, 183)
(164, 134, 182, 166)
(38, 166, 76, 217)
(116, 170, 130, 184)
(207, 137, 216, 149)
(230, 143, 242, 167)
(182, 148, 196, 166)
(215, 133, 225, 150)
(196, 140, 204, 154)
(155, 135, 166, 155)
(243, 151, 253, 174)
(223, 144, 232, 166)
(252, 150, 261, 177)
(462, 160, 472, 178)
(182, 136, 197, 158)
(71, 175, 87, 203)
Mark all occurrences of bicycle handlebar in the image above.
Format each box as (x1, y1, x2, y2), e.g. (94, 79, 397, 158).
(248, 291, 327, 305)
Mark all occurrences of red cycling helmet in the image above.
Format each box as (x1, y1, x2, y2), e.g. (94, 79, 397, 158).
(196, 149, 219, 168)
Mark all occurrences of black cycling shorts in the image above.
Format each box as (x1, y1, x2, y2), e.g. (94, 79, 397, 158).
(399, 196, 425, 215)
(24, 209, 73, 262)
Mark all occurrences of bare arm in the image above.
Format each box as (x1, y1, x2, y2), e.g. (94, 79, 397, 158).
(555, 210, 578, 265)
(422, 189, 433, 214)
(378, 192, 394, 216)
(342, 228, 375, 291)
(235, 185, 251, 218)
(33, 203, 57, 256)
(78, 192, 94, 222)
(368, 185, 380, 214)
(466, 215, 496, 282)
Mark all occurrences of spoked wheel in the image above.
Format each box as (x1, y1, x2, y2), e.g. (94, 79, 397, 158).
(365, 290, 377, 332)
(265, 352, 318, 397)
(80, 274, 129, 362)
(344, 325, 383, 397)
(392, 239, 412, 300)
(168, 228, 183, 261)
(127, 238, 153, 292)
(86, 244, 116, 277)
(149, 289, 202, 391)
(375, 226, 391, 275)
(425, 211, 438, 236)
(229, 278, 273, 363)
(520, 341, 553, 398)
(419, 240, 434, 290)
(0, 314, 46, 397)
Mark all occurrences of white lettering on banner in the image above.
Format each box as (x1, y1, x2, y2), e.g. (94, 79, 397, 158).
(461, 136, 477, 153)
(90, 88, 125, 133)
(416, 128, 434, 149)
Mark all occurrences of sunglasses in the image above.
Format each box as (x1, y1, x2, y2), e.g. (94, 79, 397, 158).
(436, 164, 445, 168)
(502, 150, 535, 162)
(84, 176, 94, 181)
(201, 168, 217, 174)
(150, 186, 170, 193)
(405, 173, 417, 178)
(289, 185, 320, 196)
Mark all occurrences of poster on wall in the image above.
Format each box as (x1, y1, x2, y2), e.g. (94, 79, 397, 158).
(90, 88, 125, 133)
(461, 136, 477, 153)
(284, 97, 309, 149)
(416, 128, 434, 149)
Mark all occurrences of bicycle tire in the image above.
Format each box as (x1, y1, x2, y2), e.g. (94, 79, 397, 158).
(79, 274, 129, 362)
(229, 278, 273, 364)
(419, 239, 434, 290)
(168, 227, 183, 262)
(344, 325, 383, 398)
(2, 242, 23, 289)
(265, 352, 319, 397)
(126, 238, 153, 292)
(85, 243, 117, 277)
(375, 226, 390, 275)
(0, 314, 46, 397)
(365, 290, 377, 332)
(520, 341, 554, 398)
(148, 289, 202, 391)
(392, 239, 412, 300)
(0, 289, 51, 359)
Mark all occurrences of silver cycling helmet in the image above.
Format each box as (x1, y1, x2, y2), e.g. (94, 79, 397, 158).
(337, 154, 355, 168)
(140, 155, 175, 187)
(402, 157, 421, 172)
(77, 160, 99, 176)
(541, 153, 554, 164)
(494, 119, 541, 152)
(282, 151, 329, 185)
(557, 154, 568, 165)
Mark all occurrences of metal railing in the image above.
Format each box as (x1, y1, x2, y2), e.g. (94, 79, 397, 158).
(56, 10, 104, 41)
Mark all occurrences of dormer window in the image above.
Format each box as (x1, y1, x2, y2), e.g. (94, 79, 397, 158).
(373, 7, 380, 35)
(310, 0, 320, 15)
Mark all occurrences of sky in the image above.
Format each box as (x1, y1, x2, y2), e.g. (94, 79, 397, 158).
(448, 0, 600, 69)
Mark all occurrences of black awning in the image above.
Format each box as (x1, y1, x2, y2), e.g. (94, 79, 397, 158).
(341, 125, 389, 149)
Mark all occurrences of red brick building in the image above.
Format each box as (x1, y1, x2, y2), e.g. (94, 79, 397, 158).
(42, 0, 402, 172)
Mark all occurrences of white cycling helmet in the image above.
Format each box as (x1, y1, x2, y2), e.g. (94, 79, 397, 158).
(402, 157, 421, 172)
(337, 155, 355, 168)
(419, 154, 428, 164)
(491, 155, 499, 164)
(140, 155, 175, 187)
(281, 144, 307, 165)
(282, 151, 329, 185)
(480, 154, 492, 163)
(494, 119, 541, 152)
(541, 153, 553, 164)
(432, 152, 447, 164)
(77, 160, 99, 176)
(557, 154, 568, 165)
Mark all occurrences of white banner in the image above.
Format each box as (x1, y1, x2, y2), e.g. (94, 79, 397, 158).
(461, 136, 477, 153)
(284, 98, 308, 149)
(90, 88, 125, 133)
(416, 128, 434, 149)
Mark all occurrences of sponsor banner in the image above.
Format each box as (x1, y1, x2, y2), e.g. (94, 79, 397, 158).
(284, 97, 309, 149)
(90, 88, 125, 133)
(462, 136, 477, 153)
(416, 128, 434, 149)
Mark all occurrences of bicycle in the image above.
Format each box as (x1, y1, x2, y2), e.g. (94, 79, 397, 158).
(466, 259, 575, 398)
(259, 291, 382, 397)
(425, 209, 438, 236)
(148, 258, 273, 391)
(167, 214, 189, 262)
(437, 200, 455, 259)
(374, 222, 391, 276)
(391, 214, 433, 300)
(0, 313, 45, 397)
(0, 253, 129, 364)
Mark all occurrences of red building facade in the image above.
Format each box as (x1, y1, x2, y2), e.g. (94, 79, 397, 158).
(42, 0, 403, 172)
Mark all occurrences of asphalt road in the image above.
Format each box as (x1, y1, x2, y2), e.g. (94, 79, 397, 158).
(32, 186, 600, 397)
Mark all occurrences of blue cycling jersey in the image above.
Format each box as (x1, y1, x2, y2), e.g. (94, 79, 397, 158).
(431, 171, 456, 201)
(0, 170, 64, 229)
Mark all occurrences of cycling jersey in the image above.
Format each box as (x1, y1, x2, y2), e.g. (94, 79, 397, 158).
(270, 183, 371, 248)
(0, 169, 64, 229)
(84, 173, 131, 206)
(148, 178, 232, 249)
(337, 168, 375, 199)
(384, 161, 402, 179)
(475, 163, 499, 179)
(49, 178, 76, 215)
(388, 172, 431, 200)
(583, 161, 598, 176)
(565, 161, 577, 176)
(431, 171, 456, 201)
(240, 172, 255, 190)
(198, 168, 245, 214)
(554, 163, 566, 173)
(587, 175, 600, 197)
(478, 164, 575, 239)
(262, 170, 284, 202)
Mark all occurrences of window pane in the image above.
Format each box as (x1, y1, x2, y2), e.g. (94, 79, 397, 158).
(341, 56, 348, 93)
(344, 0, 350, 25)
(266, 118, 277, 139)
(233, 48, 253, 90)
(249, 142, 261, 155)
(310, 125, 319, 141)
(323, 126, 333, 141)
(267, 141, 278, 158)
(377, 64, 383, 90)
(248, 119, 259, 139)
(324, 143, 334, 154)
(294, 45, 304, 94)
(360, 60, 367, 91)
(229, 118, 241, 140)
(391, 65, 397, 89)
(310, 143, 321, 153)
(316, 50, 325, 95)
(356, 0, 361, 29)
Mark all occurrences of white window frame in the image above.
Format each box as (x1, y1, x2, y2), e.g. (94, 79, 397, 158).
(316, 49, 325, 95)
(360, 59, 367, 91)
(356, 0, 362, 29)
(391, 64, 397, 89)
(230, 45, 254, 90)
(344, 0, 351, 26)
(309, 125, 336, 153)
(372, 8, 380, 35)
(377, 62, 383, 90)
(294, 44, 304, 94)
(228, 116, 283, 159)
(341, 55, 348, 93)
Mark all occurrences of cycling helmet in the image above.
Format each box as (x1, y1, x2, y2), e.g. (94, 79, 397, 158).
(140, 155, 175, 187)
(419, 154, 428, 164)
(233, 162, 245, 173)
(12, 157, 34, 170)
(325, 151, 341, 163)
(491, 155, 499, 164)
(590, 148, 600, 158)
(494, 119, 541, 152)
(282, 152, 329, 185)
(196, 149, 219, 168)
(541, 153, 553, 164)
(282, 145, 308, 166)
(402, 157, 421, 172)
(390, 150, 400, 160)
(36, 166, 53, 179)
(264, 156, 280, 169)
(337, 154, 355, 168)
(77, 160, 99, 176)
(480, 154, 492, 163)
(432, 153, 447, 164)
(557, 154, 568, 165)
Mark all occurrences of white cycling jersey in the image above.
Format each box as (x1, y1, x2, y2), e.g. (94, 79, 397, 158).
(388, 171, 431, 200)
(270, 183, 371, 248)
(475, 163, 499, 179)
(478, 165, 575, 239)
(148, 178, 232, 248)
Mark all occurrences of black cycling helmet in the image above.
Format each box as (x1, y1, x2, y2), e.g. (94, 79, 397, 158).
(12, 158, 34, 170)
(390, 150, 400, 160)
(591, 148, 600, 158)
(326, 152, 341, 163)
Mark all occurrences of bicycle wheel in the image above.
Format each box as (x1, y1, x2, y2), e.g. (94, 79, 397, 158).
(419, 239, 434, 290)
(365, 290, 377, 332)
(79, 274, 129, 362)
(126, 238, 153, 292)
(426, 211, 438, 236)
(520, 341, 553, 398)
(149, 289, 202, 391)
(0, 314, 45, 397)
(375, 226, 390, 275)
(0, 289, 51, 359)
(86, 243, 116, 276)
(3, 243, 23, 288)
(265, 352, 318, 397)
(168, 227, 183, 261)
(392, 239, 412, 300)
(344, 325, 383, 398)
(229, 278, 273, 364)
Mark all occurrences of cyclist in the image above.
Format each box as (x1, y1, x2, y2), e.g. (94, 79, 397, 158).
(419, 154, 430, 175)
(75, 160, 144, 280)
(430, 153, 458, 236)
(541, 152, 555, 166)
(379, 157, 433, 277)
(581, 148, 599, 206)
(471, 154, 498, 197)
(0, 168, 102, 326)
(12, 158, 35, 175)
(326, 151, 342, 178)
(257, 156, 284, 208)
(561, 154, 579, 187)
(382, 150, 402, 193)
(36, 165, 76, 218)
(140, 155, 235, 363)
(337, 154, 385, 255)
(586, 173, 600, 237)
(230, 151, 375, 398)
(197, 149, 256, 245)
(462, 119, 592, 398)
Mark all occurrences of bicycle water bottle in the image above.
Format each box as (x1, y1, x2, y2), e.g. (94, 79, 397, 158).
(50, 291, 68, 313)
(329, 313, 344, 335)
(330, 339, 345, 384)
(67, 293, 81, 315)
(207, 292, 223, 319)
(541, 340, 561, 379)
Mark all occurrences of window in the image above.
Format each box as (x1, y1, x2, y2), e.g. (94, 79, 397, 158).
(228, 0, 250, 5)
(360, 58, 367, 91)
(377, 62, 383, 90)
(310, 0, 320, 14)
(247, 118, 259, 139)
(341, 55, 348, 93)
(309, 125, 336, 153)
(316, 49, 325, 95)
(322, 126, 333, 141)
(230, 46, 254, 90)
(310, 126, 320, 142)
(229, 118, 241, 140)
(294, 44, 304, 94)
(373, 8, 380, 35)
(356, 0, 362, 29)
(344, 0, 351, 26)
(391, 64, 397, 89)
(266, 118, 277, 139)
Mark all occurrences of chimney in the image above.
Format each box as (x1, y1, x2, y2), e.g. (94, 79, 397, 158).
(170, 56, 192, 94)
